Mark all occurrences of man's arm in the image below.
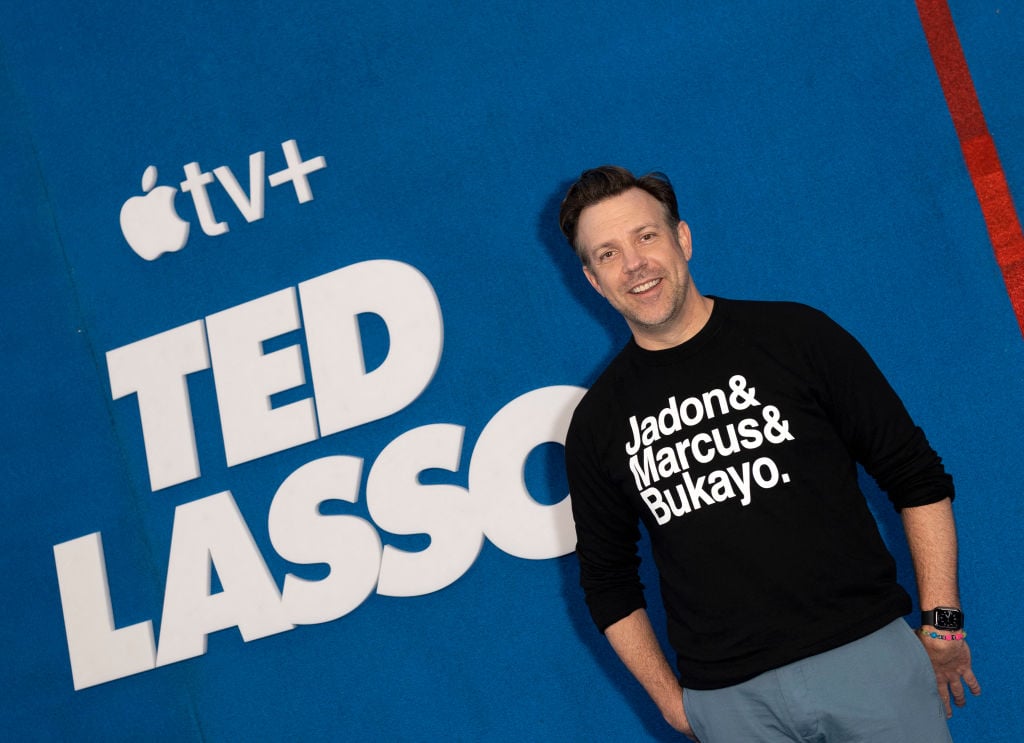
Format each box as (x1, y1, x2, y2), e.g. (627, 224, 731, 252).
(604, 608, 696, 740)
(901, 497, 981, 716)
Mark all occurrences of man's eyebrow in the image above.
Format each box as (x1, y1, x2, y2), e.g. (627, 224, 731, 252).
(590, 223, 662, 254)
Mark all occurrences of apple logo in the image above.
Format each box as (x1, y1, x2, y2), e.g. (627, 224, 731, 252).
(119, 165, 190, 260)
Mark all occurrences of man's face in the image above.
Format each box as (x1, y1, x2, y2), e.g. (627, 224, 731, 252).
(577, 188, 696, 348)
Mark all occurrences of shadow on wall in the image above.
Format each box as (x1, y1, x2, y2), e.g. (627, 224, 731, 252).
(535, 175, 631, 383)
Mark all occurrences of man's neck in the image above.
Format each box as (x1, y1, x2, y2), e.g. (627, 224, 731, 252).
(632, 293, 715, 351)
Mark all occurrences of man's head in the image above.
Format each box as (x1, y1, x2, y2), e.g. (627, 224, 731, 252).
(559, 165, 708, 350)
(559, 165, 681, 265)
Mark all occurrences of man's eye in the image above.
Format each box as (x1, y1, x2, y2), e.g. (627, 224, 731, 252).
(640, 232, 655, 242)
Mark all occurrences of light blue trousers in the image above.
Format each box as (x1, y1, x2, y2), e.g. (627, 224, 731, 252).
(682, 619, 952, 743)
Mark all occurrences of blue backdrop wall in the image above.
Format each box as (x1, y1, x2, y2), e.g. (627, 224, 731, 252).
(2, 1, 1021, 740)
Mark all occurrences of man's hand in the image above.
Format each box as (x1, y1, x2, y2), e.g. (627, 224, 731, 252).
(919, 635, 981, 717)
(901, 500, 980, 717)
(661, 697, 698, 741)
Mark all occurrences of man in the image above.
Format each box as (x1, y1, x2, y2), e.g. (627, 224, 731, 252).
(559, 165, 979, 741)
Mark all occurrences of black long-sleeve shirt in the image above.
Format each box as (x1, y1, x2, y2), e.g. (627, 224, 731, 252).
(565, 298, 954, 689)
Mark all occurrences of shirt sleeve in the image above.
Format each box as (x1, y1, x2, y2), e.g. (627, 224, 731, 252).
(809, 309, 955, 510)
(565, 398, 647, 632)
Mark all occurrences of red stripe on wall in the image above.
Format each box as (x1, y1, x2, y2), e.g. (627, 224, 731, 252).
(916, 0, 1024, 336)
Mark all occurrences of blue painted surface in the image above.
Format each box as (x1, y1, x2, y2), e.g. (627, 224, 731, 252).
(1, 1, 1020, 739)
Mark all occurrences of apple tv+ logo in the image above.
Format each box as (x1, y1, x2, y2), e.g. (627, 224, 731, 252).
(119, 139, 327, 260)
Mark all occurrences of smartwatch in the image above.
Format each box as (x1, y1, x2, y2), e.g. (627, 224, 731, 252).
(921, 607, 964, 631)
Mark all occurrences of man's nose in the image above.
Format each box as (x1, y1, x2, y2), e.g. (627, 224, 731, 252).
(621, 245, 647, 273)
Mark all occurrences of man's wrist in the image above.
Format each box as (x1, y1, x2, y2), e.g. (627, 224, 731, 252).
(918, 627, 967, 641)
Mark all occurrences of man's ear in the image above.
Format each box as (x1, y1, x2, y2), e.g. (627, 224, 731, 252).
(582, 265, 605, 297)
(677, 221, 693, 261)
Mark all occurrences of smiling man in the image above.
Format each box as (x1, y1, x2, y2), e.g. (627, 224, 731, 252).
(578, 186, 707, 349)
(559, 165, 979, 742)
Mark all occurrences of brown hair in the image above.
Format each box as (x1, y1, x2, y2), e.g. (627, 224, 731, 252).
(558, 165, 680, 264)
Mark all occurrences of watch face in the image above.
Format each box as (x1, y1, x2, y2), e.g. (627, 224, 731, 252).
(934, 608, 962, 630)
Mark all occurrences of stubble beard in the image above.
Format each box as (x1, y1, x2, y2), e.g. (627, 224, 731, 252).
(622, 276, 692, 334)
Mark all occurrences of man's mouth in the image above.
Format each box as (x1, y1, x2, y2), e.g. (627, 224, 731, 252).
(630, 278, 661, 294)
